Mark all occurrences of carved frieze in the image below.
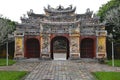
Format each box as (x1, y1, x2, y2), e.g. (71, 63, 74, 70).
(81, 26, 95, 35)
(96, 30, 107, 36)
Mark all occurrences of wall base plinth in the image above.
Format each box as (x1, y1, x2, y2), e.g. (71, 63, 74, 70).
(69, 53, 80, 59)
(97, 52, 107, 58)
(41, 53, 51, 60)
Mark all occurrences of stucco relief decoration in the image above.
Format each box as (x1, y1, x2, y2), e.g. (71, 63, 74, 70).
(71, 28, 79, 34)
(98, 45, 103, 52)
(70, 24, 79, 34)
(81, 27, 94, 35)
(98, 32, 107, 36)
(42, 34, 49, 53)
(71, 38, 78, 53)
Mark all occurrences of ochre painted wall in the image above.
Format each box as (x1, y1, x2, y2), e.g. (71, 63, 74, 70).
(16, 37, 22, 49)
(14, 37, 24, 58)
(98, 36, 106, 58)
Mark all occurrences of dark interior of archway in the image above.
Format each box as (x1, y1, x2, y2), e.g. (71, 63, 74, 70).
(51, 36, 69, 59)
(80, 38, 94, 58)
(53, 39, 67, 52)
(26, 38, 40, 58)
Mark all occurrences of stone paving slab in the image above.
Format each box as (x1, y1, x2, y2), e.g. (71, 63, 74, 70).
(0, 59, 120, 80)
(24, 60, 95, 80)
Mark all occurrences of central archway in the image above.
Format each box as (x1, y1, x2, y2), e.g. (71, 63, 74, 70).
(51, 36, 69, 60)
(80, 38, 95, 58)
(25, 38, 40, 58)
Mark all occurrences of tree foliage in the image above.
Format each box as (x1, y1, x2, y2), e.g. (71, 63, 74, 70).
(97, 0, 120, 22)
(105, 6, 120, 42)
(0, 16, 16, 45)
(97, 0, 120, 42)
(98, 0, 120, 59)
(105, 6, 120, 32)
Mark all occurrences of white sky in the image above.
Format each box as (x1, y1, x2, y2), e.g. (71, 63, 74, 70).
(0, 0, 110, 23)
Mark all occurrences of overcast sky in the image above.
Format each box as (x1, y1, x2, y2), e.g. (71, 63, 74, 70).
(0, 0, 110, 23)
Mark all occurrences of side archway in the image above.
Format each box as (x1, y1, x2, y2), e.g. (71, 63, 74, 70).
(80, 38, 95, 58)
(25, 38, 40, 58)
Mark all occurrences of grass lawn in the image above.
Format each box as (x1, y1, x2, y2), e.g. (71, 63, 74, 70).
(93, 72, 120, 80)
(106, 60, 120, 67)
(0, 71, 27, 80)
(0, 59, 16, 66)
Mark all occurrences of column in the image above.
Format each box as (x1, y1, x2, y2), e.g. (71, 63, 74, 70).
(14, 36, 24, 58)
(70, 34, 80, 59)
(41, 33, 51, 59)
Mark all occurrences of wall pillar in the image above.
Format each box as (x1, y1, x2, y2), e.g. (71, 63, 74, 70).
(41, 33, 51, 59)
(96, 30, 107, 58)
(14, 36, 24, 58)
(69, 34, 80, 59)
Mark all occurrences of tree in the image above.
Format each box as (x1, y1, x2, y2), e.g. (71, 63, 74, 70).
(105, 6, 120, 58)
(97, 0, 120, 59)
(105, 6, 120, 32)
(97, 0, 120, 41)
(97, 0, 120, 22)
(0, 16, 16, 45)
(105, 6, 120, 42)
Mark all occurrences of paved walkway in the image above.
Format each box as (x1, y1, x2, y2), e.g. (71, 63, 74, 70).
(0, 59, 120, 80)
(25, 60, 95, 80)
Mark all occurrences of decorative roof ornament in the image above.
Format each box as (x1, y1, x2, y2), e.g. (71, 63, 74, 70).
(57, 5, 64, 10)
(44, 5, 76, 13)
(85, 8, 93, 18)
(93, 14, 100, 23)
(48, 5, 50, 9)
(69, 5, 72, 9)
(27, 9, 34, 15)
(86, 8, 93, 14)
(20, 14, 27, 21)
(30, 9, 33, 13)
(86, 8, 90, 13)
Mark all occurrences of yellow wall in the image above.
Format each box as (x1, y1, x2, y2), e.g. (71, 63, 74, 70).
(16, 37, 23, 49)
(15, 37, 23, 58)
(98, 36, 106, 52)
